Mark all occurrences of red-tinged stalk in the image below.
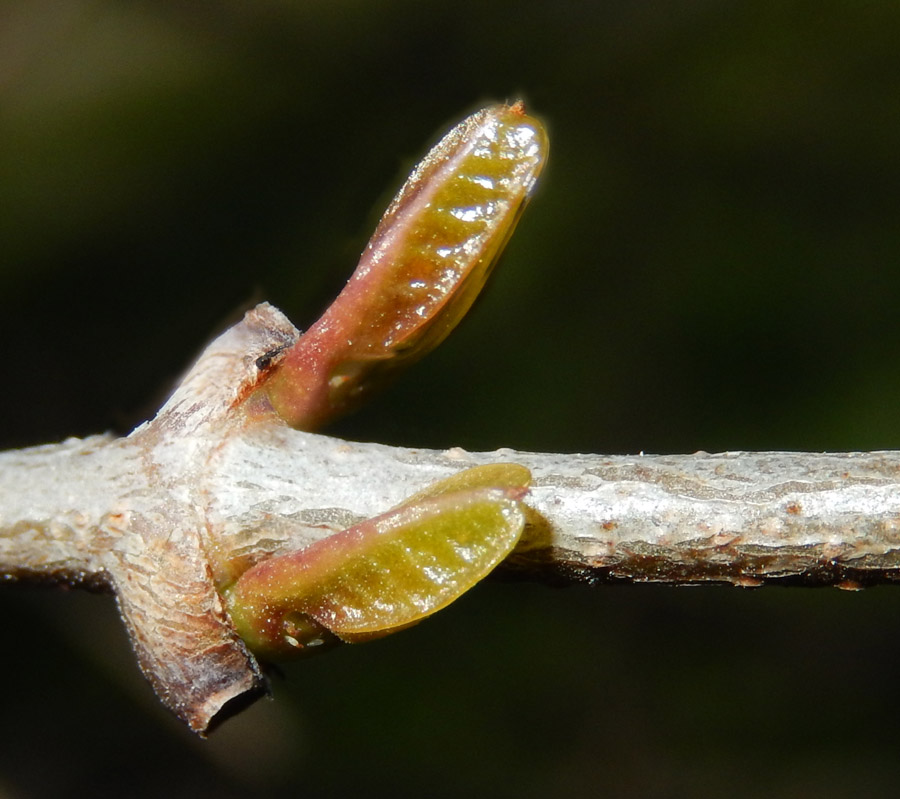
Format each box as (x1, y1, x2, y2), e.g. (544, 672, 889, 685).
(226, 466, 530, 661)
(264, 102, 548, 431)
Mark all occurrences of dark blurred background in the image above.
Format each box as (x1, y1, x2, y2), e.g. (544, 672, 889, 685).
(3, 1, 900, 796)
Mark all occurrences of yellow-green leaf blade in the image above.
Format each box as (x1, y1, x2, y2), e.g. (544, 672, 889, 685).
(265, 102, 548, 430)
(226, 483, 527, 660)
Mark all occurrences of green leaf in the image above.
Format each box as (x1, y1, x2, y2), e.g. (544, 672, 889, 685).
(264, 102, 548, 430)
(226, 467, 530, 660)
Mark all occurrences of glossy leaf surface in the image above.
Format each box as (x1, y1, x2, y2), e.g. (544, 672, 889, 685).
(226, 466, 530, 660)
(265, 102, 548, 430)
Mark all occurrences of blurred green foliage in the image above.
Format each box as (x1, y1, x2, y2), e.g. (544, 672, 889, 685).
(3, 2, 900, 796)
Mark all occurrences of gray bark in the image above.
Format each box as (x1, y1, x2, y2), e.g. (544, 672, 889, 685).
(3, 302, 899, 732)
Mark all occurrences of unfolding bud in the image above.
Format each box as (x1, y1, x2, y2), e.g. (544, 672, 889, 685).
(264, 102, 548, 430)
(225, 464, 531, 661)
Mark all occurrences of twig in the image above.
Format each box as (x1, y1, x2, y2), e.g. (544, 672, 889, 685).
(2, 303, 899, 732)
